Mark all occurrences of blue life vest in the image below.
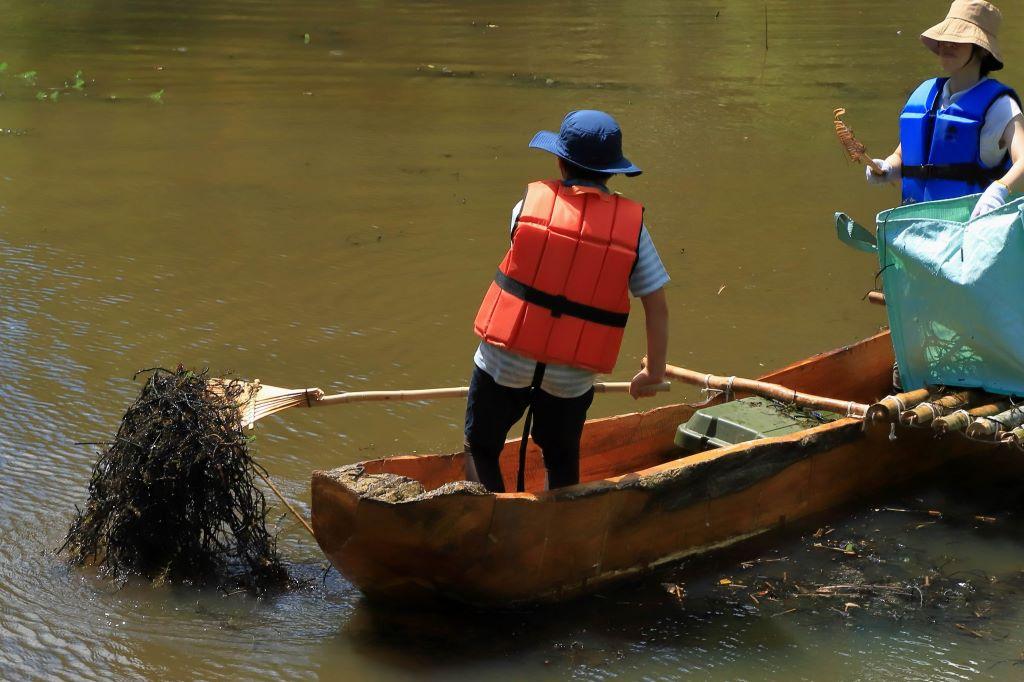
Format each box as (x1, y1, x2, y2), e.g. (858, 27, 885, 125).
(899, 77, 1019, 204)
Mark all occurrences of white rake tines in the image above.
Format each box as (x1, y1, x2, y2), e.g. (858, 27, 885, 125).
(207, 379, 324, 429)
(240, 383, 324, 428)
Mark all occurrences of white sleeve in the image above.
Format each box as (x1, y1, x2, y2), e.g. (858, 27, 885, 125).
(509, 200, 524, 239)
(980, 95, 1023, 168)
(628, 226, 670, 298)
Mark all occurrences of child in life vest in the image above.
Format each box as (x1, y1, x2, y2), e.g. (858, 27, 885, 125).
(467, 110, 670, 493)
(866, 0, 1023, 217)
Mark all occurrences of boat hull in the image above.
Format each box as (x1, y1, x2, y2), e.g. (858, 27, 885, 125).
(310, 331, 995, 606)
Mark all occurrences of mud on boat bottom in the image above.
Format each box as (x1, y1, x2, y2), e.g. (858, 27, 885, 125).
(329, 463, 487, 502)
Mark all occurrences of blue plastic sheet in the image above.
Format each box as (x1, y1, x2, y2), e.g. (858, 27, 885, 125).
(836, 194, 1024, 396)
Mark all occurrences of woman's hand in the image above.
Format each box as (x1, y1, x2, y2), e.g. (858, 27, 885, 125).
(865, 159, 899, 185)
(970, 181, 1009, 219)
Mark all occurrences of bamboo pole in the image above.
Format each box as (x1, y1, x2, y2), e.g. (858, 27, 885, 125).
(865, 388, 932, 424)
(219, 379, 671, 428)
(315, 381, 670, 405)
(1002, 426, 1024, 447)
(900, 390, 981, 427)
(933, 401, 1011, 435)
(317, 387, 468, 405)
(660, 362, 867, 417)
(253, 468, 315, 538)
(867, 291, 886, 306)
(967, 405, 1024, 440)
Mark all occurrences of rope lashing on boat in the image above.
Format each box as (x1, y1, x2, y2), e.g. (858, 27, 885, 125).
(889, 422, 898, 441)
(700, 374, 738, 403)
(699, 374, 737, 402)
(932, 407, 980, 436)
(700, 373, 725, 402)
(950, 409, 971, 423)
(845, 401, 857, 418)
(991, 399, 1024, 430)
(991, 413, 1017, 430)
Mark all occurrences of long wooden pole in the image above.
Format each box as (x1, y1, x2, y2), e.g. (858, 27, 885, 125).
(253, 468, 316, 538)
(659, 361, 867, 417)
(314, 381, 670, 406)
(233, 380, 673, 427)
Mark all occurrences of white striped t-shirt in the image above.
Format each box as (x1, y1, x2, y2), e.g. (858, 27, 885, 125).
(474, 189, 670, 398)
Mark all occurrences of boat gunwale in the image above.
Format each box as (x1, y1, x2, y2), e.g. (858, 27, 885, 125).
(314, 331, 891, 506)
(313, 415, 864, 506)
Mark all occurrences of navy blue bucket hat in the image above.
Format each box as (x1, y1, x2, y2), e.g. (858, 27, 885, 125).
(529, 110, 642, 177)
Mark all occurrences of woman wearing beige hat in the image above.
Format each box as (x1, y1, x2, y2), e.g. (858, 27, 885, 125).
(866, 0, 1023, 217)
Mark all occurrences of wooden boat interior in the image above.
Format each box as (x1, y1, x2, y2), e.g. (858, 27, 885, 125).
(357, 330, 896, 494)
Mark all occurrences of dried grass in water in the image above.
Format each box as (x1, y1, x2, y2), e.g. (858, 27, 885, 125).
(60, 367, 288, 593)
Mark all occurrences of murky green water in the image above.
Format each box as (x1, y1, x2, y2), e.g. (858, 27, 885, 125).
(2, 0, 1023, 678)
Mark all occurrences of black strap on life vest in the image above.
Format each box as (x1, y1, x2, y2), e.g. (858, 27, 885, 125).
(901, 163, 1006, 183)
(515, 362, 547, 493)
(494, 270, 628, 328)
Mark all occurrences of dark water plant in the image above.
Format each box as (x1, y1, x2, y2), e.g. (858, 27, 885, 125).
(60, 367, 288, 593)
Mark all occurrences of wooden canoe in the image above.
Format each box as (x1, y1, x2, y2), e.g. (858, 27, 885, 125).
(310, 330, 1001, 607)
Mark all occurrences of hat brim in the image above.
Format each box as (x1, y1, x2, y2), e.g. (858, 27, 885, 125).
(921, 17, 1003, 70)
(528, 130, 643, 177)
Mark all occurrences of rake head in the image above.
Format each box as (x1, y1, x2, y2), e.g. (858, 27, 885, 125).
(207, 378, 324, 428)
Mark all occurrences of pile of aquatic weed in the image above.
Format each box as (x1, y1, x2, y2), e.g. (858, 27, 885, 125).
(60, 367, 288, 593)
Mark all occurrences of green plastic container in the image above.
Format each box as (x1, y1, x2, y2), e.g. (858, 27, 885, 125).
(674, 397, 839, 452)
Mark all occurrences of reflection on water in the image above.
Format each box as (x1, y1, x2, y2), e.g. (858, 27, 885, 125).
(2, 0, 1023, 679)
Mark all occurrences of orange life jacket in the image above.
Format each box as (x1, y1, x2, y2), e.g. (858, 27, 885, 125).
(474, 180, 643, 373)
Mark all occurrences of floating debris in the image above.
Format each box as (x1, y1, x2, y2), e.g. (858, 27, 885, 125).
(68, 70, 86, 91)
(418, 64, 475, 78)
(662, 582, 686, 601)
(60, 367, 288, 593)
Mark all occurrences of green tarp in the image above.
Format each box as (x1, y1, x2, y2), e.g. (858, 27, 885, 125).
(836, 194, 1024, 396)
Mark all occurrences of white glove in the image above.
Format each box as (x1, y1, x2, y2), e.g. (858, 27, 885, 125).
(970, 182, 1009, 219)
(865, 159, 898, 185)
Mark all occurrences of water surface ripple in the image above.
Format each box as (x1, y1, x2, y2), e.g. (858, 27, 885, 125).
(2, 0, 1023, 679)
